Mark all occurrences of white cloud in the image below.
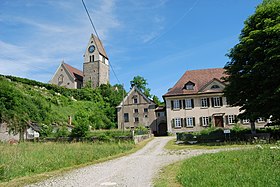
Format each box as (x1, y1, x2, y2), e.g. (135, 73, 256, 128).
(0, 0, 121, 82)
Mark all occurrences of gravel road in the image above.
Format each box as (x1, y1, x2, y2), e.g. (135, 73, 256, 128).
(27, 137, 237, 187)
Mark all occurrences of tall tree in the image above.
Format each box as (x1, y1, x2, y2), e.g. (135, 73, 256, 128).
(130, 76, 152, 98)
(224, 0, 280, 133)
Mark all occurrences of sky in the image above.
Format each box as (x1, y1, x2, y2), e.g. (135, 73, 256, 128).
(0, 0, 262, 100)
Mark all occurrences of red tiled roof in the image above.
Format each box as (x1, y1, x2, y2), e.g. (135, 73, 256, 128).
(163, 68, 226, 97)
(62, 62, 83, 80)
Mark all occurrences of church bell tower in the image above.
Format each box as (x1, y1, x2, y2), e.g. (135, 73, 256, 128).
(83, 34, 109, 88)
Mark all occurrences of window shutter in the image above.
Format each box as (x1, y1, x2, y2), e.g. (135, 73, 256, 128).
(179, 100, 182, 109)
(193, 117, 195, 126)
(207, 98, 210, 107)
(225, 115, 229, 125)
(171, 119, 175, 128)
(191, 99, 194, 108)
(234, 115, 237, 123)
(211, 98, 214, 107)
(171, 100, 174, 110)
(209, 116, 212, 124)
(220, 97, 223, 106)
(181, 118, 185, 127)
(200, 117, 203, 126)
(183, 100, 186, 109)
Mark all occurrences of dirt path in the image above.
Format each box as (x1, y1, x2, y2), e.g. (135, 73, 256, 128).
(27, 137, 236, 187)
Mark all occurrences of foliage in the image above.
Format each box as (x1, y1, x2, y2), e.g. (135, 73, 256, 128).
(177, 147, 280, 186)
(0, 141, 134, 183)
(0, 75, 126, 140)
(224, 0, 280, 132)
(130, 75, 152, 98)
(134, 125, 150, 135)
(177, 127, 280, 143)
(130, 75, 164, 106)
(54, 126, 70, 138)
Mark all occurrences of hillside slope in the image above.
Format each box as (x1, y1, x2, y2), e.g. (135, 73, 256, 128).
(0, 75, 125, 137)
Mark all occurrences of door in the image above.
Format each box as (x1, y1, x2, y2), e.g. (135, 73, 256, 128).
(214, 116, 224, 127)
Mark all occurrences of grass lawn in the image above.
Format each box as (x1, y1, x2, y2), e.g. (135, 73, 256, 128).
(165, 138, 252, 150)
(155, 145, 280, 187)
(0, 139, 151, 186)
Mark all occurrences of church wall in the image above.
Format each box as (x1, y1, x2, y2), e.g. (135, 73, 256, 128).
(50, 65, 76, 89)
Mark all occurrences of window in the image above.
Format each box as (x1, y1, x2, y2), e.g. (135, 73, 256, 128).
(212, 97, 222, 107)
(228, 115, 235, 124)
(135, 117, 139, 123)
(175, 118, 181, 128)
(134, 109, 138, 113)
(173, 100, 180, 109)
(124, 113, 129, 122)
(144, 114, 148, 118)
(58, 74, 64, 83)
(144, 108, 148, 113)
(102, 56, 105, 63)
(243, 119, 250, 124)
(185, 84, 194, 90)
(211, 85, 220, 89)
(185, 99, 194, 109)
(133, 98, 138, 104)
(257, 117, 265, 123)
(184, 82, 195, 90)
(201, 117, 209, 126)
(201, 98, 209, 108)
(186, 117, 194, 127)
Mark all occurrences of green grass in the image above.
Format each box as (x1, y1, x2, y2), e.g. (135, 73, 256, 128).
(165, 138, 252, 150)
(157, 146, 280, 187)
(0, 141, 135, 185)
(154, 161, 182, 187)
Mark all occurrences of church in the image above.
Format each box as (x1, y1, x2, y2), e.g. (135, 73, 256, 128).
(50, 34, 109, 89)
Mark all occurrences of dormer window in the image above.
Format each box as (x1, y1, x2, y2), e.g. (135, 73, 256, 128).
(184, 81, 195, 90)
(211, 85, 220, 89)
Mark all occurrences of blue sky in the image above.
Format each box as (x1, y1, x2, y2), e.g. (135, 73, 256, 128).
(0, 0, 262, 99)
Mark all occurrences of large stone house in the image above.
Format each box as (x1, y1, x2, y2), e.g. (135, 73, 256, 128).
(116, 86, 167, 135)
(50, 34, 109, 88)
(163, 68, 267, 133)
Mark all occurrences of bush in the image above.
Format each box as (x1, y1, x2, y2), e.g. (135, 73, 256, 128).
(177, 127, 280, 143)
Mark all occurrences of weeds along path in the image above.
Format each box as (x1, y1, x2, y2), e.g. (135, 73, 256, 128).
(27, 137, 238, 187)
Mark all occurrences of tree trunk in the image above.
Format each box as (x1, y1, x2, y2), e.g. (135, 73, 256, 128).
(250, 121, 256, 134)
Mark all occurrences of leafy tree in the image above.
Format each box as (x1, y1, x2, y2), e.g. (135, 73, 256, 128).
(130, 76, 152, 98)
(224, 0, 280, 133)
(152, 95, 164, 106)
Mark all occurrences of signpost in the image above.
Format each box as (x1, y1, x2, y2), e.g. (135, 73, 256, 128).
(224, 129, 231, 141)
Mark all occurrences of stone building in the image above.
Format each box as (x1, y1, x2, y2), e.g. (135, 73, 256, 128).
(50, 34, 109, 88)
(163, 68, 267, 133)
(116, 86, 168, 135)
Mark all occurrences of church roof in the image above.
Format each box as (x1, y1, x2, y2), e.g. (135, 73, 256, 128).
(62, 62, 83, 81)
(92, 34, 108, 59)
(163, 68, 226, 97)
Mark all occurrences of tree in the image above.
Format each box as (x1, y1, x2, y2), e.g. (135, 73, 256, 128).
(224, 0, 280, 133)
(130, 76, 152, 98)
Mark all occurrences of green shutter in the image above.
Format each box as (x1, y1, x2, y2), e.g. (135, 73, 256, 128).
(200, 117, 203, 126)
(171, 119, 175, 128)
(171, 100, 174, 110)
(193, 117, 195, 126)
(191, 99, 194, 108)
(225, 115, 229, 125)
(220, 97, 223, 106)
